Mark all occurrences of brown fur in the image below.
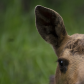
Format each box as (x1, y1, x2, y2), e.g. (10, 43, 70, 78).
(65, 36, 84, 55)
(35, 5, 84, 84)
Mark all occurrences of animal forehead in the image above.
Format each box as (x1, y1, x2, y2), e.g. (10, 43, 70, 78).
(65, 34, 84, 55)
(70, 33, 84, 40)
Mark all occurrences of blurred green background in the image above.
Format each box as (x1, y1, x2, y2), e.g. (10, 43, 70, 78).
(0, 0, 84, 84)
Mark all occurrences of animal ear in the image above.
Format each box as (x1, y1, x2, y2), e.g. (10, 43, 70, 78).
(35, 5, 68, 47)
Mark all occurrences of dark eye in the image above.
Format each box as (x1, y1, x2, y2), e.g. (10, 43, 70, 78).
(58, 60, 64, 66)
(57, 58, 69, 73)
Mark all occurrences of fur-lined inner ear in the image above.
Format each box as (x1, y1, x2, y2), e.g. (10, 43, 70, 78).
(35, 5, 67, 47)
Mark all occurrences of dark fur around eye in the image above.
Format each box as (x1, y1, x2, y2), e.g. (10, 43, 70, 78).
(57, 58, 69, 73)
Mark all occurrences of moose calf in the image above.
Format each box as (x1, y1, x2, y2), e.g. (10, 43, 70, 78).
(35, 5, 84, 84)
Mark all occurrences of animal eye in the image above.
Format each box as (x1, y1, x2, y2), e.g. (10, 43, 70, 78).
(57, 58, 69, 73)
(58, 60, 64, 66)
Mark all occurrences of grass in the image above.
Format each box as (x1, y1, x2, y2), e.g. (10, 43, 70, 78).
(0, 5, 57, 84)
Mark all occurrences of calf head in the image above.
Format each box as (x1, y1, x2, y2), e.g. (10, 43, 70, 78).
(35, 5, 84, 84)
